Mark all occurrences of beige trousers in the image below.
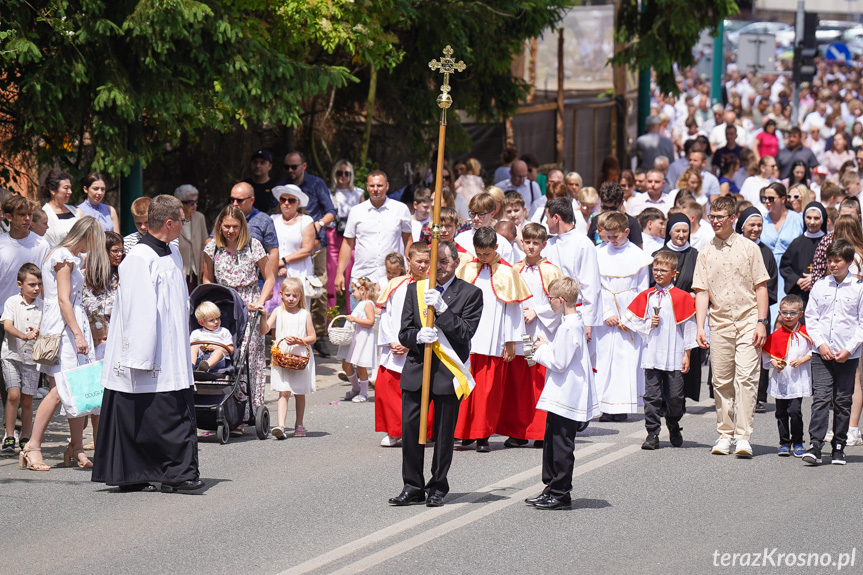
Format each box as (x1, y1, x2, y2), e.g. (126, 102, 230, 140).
(709, 327, 760, 441)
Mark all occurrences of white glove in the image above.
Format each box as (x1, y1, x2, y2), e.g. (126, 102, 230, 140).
(424, 289, 448, 313)
(417, 327, 439, 344)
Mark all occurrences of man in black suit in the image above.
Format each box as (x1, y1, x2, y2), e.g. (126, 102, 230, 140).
(389, 241, 483, 508)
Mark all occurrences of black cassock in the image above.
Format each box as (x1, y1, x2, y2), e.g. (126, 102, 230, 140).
(780, 234, 821, 308)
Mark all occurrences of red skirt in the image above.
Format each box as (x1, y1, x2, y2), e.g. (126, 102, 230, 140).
(455, 354, 508, 440)
(495, 355, 547, 441)
(374, 366, 434, 439)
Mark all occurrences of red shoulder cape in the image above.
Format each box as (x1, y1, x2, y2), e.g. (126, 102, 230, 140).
(762, 324, 812, 361)
(627, 286, 695, 324)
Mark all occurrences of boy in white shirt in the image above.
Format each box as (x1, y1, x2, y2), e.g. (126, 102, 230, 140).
(190, 301, 234, 372)
(802, 239, 863, 466)
(1, 264, 42, 453)
(526, 277, 599, 510)
(410, 188, 432, 243)
(623, 251, 697, 449)
(762, 295, 812, 458)
(637, 208, 666, 255)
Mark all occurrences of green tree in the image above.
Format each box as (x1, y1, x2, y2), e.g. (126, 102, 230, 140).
(613, 0, 738, 95)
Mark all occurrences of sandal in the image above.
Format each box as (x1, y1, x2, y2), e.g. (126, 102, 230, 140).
(343, 389, 359, 401)
(64, 444, 93, 469)
(19, 448, 51, 471)
(272, 426, 286, 440)
(294, 425, 307, 437)
(351, 394, 368, 403)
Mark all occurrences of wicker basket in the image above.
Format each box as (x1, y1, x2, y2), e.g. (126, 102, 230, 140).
(270, 338, 311, 370)
(327, 315, 355, 346)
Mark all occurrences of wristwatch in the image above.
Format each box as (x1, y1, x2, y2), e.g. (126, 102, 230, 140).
(757, 318, 770, 327)
(315, 220, 324, 230)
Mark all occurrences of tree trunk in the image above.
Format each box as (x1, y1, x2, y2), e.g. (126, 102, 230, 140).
(359, 63, 378, 167)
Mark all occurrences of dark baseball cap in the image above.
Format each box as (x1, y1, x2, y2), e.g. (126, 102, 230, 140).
(251, 149, 272, 163)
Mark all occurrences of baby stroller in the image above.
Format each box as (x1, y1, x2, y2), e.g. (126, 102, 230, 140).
(189, 284, 270, 444)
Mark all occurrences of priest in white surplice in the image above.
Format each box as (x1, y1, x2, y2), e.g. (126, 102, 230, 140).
(92, 195, 203, 493)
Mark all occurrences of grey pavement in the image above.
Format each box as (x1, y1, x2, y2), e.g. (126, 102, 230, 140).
(2, 355, 861, 575)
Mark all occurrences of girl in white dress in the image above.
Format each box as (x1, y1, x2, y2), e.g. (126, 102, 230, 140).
(340, 277, 377, 403)
(265, 278, 316, 439)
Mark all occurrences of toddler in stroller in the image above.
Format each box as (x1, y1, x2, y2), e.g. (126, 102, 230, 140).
(190, 301, 234, 372)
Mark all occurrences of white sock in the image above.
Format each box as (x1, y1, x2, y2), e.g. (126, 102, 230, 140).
(359, 380, 369, 396)
(348, 373, 359, 392)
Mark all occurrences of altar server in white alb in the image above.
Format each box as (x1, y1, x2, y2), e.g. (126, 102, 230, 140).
(541, 197, 602, 334)
(527, 276, 599, 510)
(593, 211, 652, 421)
(92, 195, 203, 493)
(374, 242, 431, 447)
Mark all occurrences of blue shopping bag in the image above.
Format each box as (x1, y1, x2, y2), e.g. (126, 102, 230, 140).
(58, 360, 104, 417)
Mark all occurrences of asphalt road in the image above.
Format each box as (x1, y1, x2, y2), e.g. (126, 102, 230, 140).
(2, 356, 861, 575)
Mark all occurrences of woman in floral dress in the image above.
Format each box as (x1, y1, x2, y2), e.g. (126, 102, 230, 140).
(201, 206, 275, 421)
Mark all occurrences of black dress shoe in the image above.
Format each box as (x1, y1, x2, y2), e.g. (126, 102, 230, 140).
(426, 493, 444, 507)
(533, 440, 544, 448)
(576, 421, 590, 432)
(598, 412, 614, 422)
(503, 437, 528, 448)
(476, 438, 490, 453)
(641, 434, 660, 450)
(614, 413, 628, 422)
(755, 402, 767, 413)
(119, 483, 157, 493)
(668, 426, 683, 447)
(388, 490, 426, 506)
(161, 479, 205, 493)
(533, 496, 571, 510)
(524, 493, 550, 505)
(313, 341, 331, 358)
(460, 438, 476, 447)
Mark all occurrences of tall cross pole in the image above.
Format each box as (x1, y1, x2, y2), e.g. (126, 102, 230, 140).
(419, 46, 466, 444)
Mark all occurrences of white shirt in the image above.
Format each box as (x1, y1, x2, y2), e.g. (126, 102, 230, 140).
(623, 285, 697, 371)
(470, 265, 524, 357)
(763, 328, 812, 400)
(411, 216, 429, 243)
(642, 234, 665, 256)
(494, 178, 542, 216)
(1, 294, 43, 364)
(41, 203, 81, 247)
(102, 242, 193, 393)
(534, 313, 599, 422)
(805, 273, 863, 360)
(626, 192, 675, 217)
(272, 214, 315, 278)
(689, 223, 715, 252)
(378, 278, 411, 373)
(0, 232, 49, 307)
(189, 326, 232, 347)
(517, 263, 560, 354)
(344, 198, 412, 283)
(543, 227, 602, 327)
(331, 187, 365, 220)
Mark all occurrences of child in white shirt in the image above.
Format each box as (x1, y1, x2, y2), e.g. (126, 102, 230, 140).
(190, 301, 234, 372)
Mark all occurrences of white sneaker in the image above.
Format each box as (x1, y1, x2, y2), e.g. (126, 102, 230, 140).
(847, 428, 863, 447)
(734, 439, 753, 458)
(711, 437, 733, 455)
(380, 435, 401, 447)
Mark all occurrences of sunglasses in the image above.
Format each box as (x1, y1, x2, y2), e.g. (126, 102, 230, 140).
(759, 196, 778, 203)
(230, 196, 253, 204)
(442, 175, 452, 181)
(182, 200, 198, 206)
(336, 170, 351, 177)
(279, 196, 299, 204)
(284, 164, 301, 171)
(788, 194, 802, 200)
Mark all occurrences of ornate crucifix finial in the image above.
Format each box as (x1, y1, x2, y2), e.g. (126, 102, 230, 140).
(429, 45, 466, 125)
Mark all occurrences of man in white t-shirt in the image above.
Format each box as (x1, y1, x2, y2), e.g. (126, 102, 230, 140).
(335, 171, 413, 308)
(495, 160, 541, 217)
(0, 196, 50, 307)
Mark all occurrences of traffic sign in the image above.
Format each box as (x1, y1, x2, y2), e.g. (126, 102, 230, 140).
(738, 34, 777, 74)
(825, 42, 852, 61)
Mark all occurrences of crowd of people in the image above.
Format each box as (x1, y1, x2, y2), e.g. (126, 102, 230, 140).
(3, 55, 863, 502)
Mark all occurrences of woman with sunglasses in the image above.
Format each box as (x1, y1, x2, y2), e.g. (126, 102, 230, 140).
(786, 184, 812, 214)
(328, 160, 364, 311)
(759, 182, 804, 318)
(268, 185, 315, 311)
(173, 184, 208, 291)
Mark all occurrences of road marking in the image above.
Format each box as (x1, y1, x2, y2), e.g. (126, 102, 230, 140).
(277, 441, 613, 575)
(328, 444, 642, 575)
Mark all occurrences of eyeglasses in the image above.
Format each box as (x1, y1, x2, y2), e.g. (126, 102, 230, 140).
(653, 268, 674, 274)
(468, 210, 493, 219)
(336, 170, 351, 178)
(109, 248, 125, 255)
(284, 164, 301, 171)
(779, 310, 801, 317)
(707, 214, 730, 222)
(182, 200, 198, 206)
(788, 194, 801, 200)
(230, 196, 253, 204)
(759, 196, 778, 203)
(279, 196, 299, 204)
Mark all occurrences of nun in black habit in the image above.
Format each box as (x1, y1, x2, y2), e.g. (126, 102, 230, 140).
(779, 201, 827, 308)
(653, 212, 702, 401)
(736, 206, 780, 411)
